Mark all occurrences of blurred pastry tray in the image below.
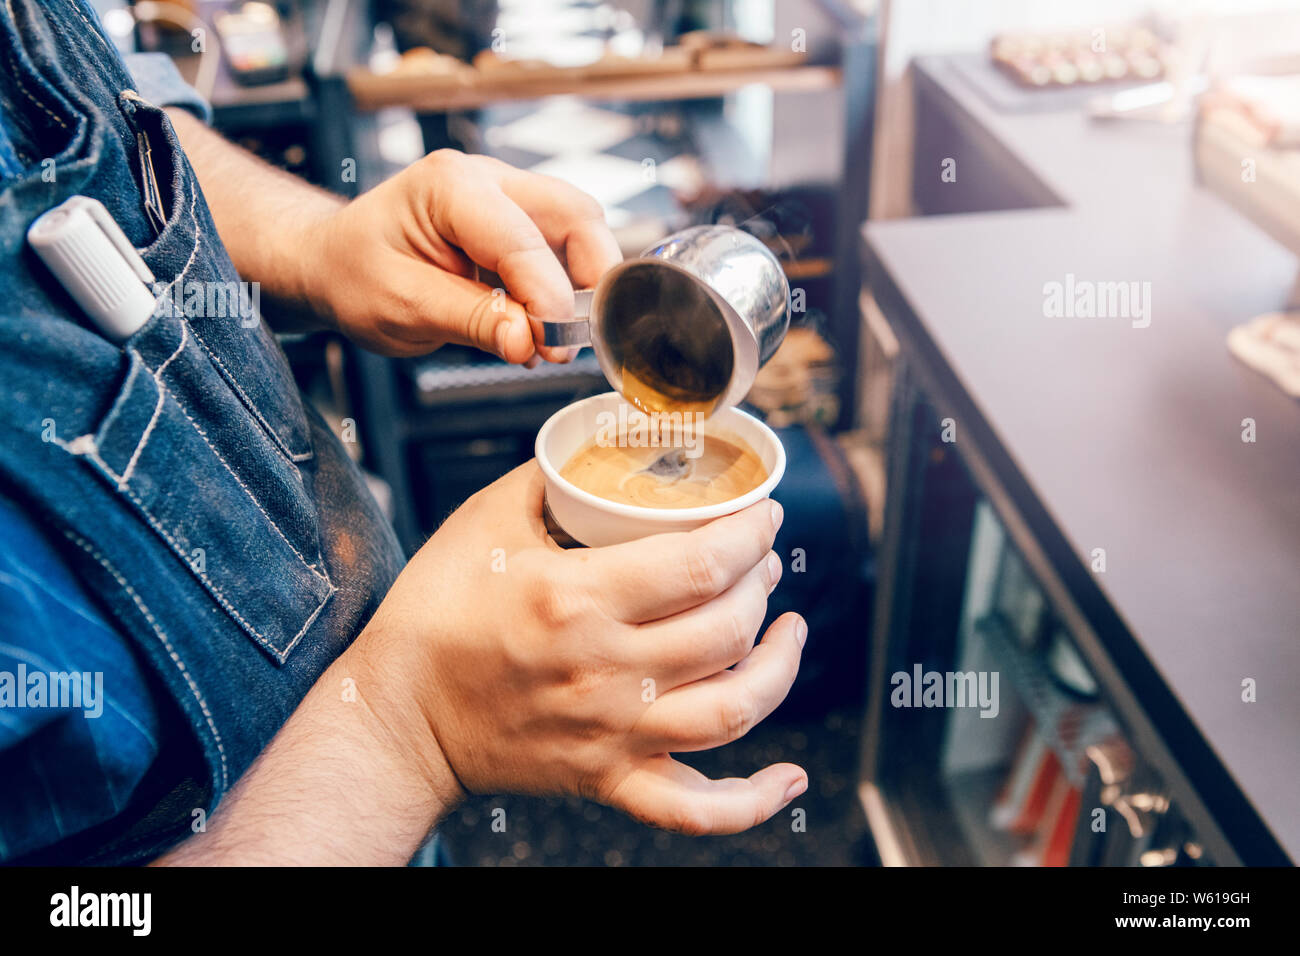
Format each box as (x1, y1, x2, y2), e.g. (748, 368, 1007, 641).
(948, 52, 1152, 115)
(990, 24, 1168, 90)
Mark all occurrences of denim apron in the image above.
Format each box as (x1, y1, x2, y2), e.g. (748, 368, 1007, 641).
(0, 0, 405, 862)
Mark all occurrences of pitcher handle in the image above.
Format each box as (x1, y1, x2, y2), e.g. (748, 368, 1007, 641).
(535, 288, 594, 348)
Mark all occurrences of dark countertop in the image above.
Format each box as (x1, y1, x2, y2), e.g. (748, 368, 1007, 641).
(865, 55, 1300, 861)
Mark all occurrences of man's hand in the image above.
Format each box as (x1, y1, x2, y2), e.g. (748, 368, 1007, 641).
(169, 109, 620, 364)
(299, 151, 621, 364)
(365, 461, 808, 835)
(160, 462, 805, 863)
(159, 113, 801, 862)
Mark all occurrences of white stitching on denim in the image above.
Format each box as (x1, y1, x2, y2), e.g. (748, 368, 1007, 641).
(114, 475, 330, 663)
(278, 578, 337, 659)
(137, 180, 321, 576)
(164, 387, 330, 586)
(46, 161, 330, 660)
(72, 3, 118, 59)
(55, 433, 122, 484)
(61, 529, 229, 792)
(155, 180, 202, 296)
(55, 411, 333, 661)
(154, 171, 312, 468)
(95, 360, 145, 450)
(119, 325, 188, 488)
(189, 331, 313, 466)
(3, 49, 68, 129)
(84, 444, 119, 483)
(3, 0, 69, 131)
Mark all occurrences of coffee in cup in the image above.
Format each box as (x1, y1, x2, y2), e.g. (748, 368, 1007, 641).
(559, 430, 767, 510)
(536, 393, 786, 548)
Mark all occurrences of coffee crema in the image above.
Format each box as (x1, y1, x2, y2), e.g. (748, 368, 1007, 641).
(559, 431, 767, 509)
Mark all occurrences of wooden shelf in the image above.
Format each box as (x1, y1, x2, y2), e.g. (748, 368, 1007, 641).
(347, 63, 841, 112)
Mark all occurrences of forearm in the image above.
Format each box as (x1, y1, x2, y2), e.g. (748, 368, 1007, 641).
(154, 625, 463, 866)
(166, 107, 343, 331)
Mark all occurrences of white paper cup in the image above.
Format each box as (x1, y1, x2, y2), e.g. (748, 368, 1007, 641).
(535, 392, 786, 548)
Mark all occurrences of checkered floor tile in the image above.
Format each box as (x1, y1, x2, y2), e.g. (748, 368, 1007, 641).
(480, 99, 690, 234)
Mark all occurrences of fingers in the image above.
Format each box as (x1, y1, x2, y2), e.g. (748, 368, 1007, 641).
(584, 498, 783, 623)
(457, 459, 553, 548)
(422, 152, 617, 365)
(390, 265, 536, 362)
(425, 166, 575, 364)
(633, 551, 780, 687)
(634, 613, 807, 752)
(609, 754, 807, 836)
(496, 167, 623, 288)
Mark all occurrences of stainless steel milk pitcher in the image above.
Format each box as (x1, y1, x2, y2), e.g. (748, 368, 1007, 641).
(536, 224, 791, 414)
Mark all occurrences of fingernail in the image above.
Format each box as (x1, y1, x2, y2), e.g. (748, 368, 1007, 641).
(794, 616, 808, 648)
(783, 778, 807, 804)
(765, 551, 782, 594)
(495, 321, 512, 358)
(770, 499, 783, 533)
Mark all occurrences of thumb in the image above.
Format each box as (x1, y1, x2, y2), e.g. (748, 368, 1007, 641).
(416, 268, 537, 364)
(466, 459, 553, 549)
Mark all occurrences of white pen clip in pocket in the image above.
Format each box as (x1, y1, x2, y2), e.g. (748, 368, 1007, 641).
(27, 195, 158, 342)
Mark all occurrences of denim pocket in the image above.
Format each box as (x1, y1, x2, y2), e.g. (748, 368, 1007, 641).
(70, 315, 335, 664)
(119, 92, 316, 468)
(0, 0, 94, 183)
(8, 6, 339, 663)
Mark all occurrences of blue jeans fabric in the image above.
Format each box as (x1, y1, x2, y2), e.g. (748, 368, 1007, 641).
(0, 0, 404, 863)
(0, 496, 176, 862)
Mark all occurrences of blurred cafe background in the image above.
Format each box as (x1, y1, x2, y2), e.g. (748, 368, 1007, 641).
(102, 0, 1300, 865)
